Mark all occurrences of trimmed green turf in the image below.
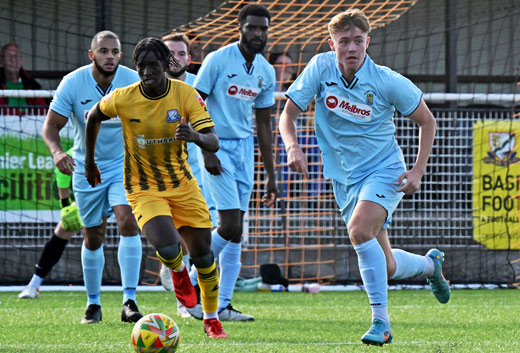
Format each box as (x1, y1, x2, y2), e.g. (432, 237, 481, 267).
(0, 289, 518, 352)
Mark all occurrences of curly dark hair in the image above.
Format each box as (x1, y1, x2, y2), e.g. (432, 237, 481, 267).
(132, 37, 176, 68)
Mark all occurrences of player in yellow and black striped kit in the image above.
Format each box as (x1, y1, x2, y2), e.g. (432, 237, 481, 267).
(84, 37, 227, 339)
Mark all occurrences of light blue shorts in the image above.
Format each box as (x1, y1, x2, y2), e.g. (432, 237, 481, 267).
(202, 136, 254, 212)
(188, 142, 219, 227)
(73, 170, 129, 228)
(332, 162, 406, 230)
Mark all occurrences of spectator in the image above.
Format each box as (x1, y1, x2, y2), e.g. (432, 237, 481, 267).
(268, 52, 295, 93)
(0, 43, 47, 114)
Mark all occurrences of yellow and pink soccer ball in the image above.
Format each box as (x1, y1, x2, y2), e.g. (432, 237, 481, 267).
(131, 313, 180, 352)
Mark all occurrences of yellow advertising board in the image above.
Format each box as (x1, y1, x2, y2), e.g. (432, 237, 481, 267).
(473, 120, 520, 249)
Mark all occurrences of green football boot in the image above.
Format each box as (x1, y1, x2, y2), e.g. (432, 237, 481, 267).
(426, 249, 451, 304)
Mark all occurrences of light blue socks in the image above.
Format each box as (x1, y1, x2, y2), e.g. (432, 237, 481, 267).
(81, 242, 104, 306)
(354, 238, 389, 323)
(118, 234, 142, 303)
(391, 248, 433, 279)
(218, 241, 242, 312)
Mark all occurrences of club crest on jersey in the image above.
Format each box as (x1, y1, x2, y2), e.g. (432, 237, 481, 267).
(257, 76, 264, 88)
(166, 109, 181, 123)
(226, 84, 260, 100)
(365, 91, 375, 105)
(325, 94, 372, 122)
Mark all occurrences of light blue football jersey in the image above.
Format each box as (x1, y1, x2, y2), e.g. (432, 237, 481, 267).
(286, 53, 422, 185)
(193, 42, 275, 139)
(184, 72, 202, 181)
(50, 64, 139, 168)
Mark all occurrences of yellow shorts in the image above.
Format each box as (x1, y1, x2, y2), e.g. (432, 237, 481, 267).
(127, 176, 213, 230)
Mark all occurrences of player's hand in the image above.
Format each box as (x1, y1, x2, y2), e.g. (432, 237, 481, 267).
(61, 202, 82, 231)
(53, 150, 75, 176)
(396, 169, 422, 195)
(261, 177, 278, 207)
(287, 145, 309, 178)
(203, 152, 224, 175)
(175, 117, 196, 142)
(85, 164, 102, 187)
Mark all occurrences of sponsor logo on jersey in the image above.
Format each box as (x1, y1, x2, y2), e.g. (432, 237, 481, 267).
(324, 94, 372, 121)
(195, 94, 206, 107)
(166, 109, 181, 123)
(134, 134, 176, 149)
(226, 84, 260, 100)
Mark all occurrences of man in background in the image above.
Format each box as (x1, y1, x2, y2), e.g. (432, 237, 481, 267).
(42, 31, 143, 324)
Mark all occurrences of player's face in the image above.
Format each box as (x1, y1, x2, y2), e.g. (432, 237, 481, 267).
(163, 40, 191, 79)
(239, 15, 269, 54)
(135, 49, 167, 96)
(328, 27, 370, 78)
(89, 38, 122, 77)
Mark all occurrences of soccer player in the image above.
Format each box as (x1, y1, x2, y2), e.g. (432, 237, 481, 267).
(18, 148, 82, 299)
(42, 31, 143, 324)
(159, 32, 218, 319)
(84, 37, 227, 339)
(188, 3, 278, 322)
(279, 9, 450, 346)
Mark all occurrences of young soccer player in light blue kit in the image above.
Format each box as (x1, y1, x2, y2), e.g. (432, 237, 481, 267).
(187, 4, 278, 321)
(42, 31, 143, 324)
(279, 9, 450, 346)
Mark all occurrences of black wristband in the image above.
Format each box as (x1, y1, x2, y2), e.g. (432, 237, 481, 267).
(60, 197, 71, 208)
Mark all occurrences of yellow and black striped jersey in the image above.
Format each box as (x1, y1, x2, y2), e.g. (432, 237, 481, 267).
(99, 79, 214, 194)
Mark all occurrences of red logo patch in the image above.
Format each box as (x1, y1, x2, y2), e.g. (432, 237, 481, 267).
(195, 94, 206, 107)
(326, 95, 338, 109)
(228, 85, 238, 95)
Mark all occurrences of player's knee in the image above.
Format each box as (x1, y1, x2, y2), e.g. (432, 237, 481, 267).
(191, 252, 214, 269)
(55, 223, 76, 240)
(218, 223, 242, 240)
(117, 213, 139, 235)
(84, 227, 105, 250)
(347, 223, 372, 244)
(157, 242, 182, 260)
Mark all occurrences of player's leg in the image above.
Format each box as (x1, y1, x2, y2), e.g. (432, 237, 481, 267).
(112, 201, 143, 323)
(76, 186, 110, 324)
(214, 137, 255, 321)
(160, 239, 192, 318)
(181, 226, 227, 338)
(80, 221, 106, 324)
(348, 200, 393, 346)
(19, 222, 76, 299)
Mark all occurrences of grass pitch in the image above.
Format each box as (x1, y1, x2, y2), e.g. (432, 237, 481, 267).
(0, 288, 518, 352)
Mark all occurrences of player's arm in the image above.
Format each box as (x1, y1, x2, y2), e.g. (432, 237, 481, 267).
(43, 109, 75, 176)
(397, 99, 436, 195)
(84, 102, 110, 187)
(175, 117, 219, 153)
(279, 99, 309, 178)
(256, 106, 278, 207)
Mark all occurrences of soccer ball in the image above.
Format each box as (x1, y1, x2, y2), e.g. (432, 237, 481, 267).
(131, 313, 180, 352)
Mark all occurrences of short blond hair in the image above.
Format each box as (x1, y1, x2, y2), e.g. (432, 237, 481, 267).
(328, 9, 371, 36)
